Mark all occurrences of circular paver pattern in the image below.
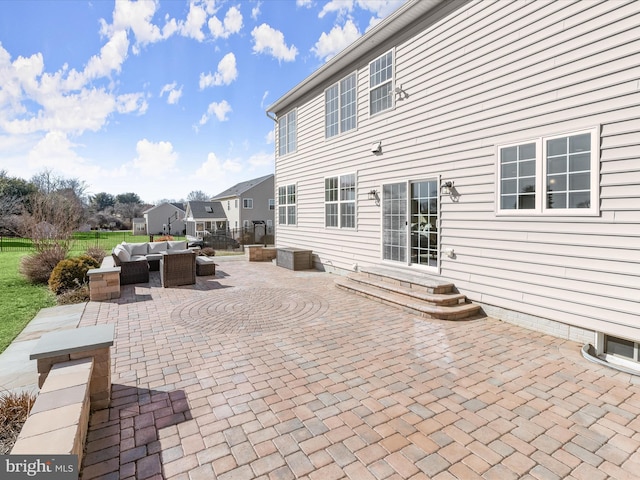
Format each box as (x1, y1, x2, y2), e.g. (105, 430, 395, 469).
(170, 286, 330, 334)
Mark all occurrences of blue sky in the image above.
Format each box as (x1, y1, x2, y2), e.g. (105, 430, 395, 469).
(0, 0, 405, 204)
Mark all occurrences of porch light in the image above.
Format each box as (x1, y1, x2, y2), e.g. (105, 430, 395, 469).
(441, 180, 454, 195)
(367, 189, 378, 200)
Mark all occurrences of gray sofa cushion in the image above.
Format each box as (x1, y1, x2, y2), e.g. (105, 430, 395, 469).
(167, 240, 187, 250)
(148, 241, 168, 253)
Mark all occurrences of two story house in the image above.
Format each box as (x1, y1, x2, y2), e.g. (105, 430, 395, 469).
(211, 174, 275, 242)
(268, 0, 640, 369)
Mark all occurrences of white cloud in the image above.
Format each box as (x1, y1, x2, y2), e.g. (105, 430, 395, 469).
(208, 6, 243, 39)
(319, 0, 354, 18)
(251, 24, 298, 62)
(248, 151, 273, 168)
(180, 1, 208, 41)
(160, 82, 183, 104)
(251, 3, 261, 20)
(199, 53, 237, 89)
(196, 151, 242, 177)
(99, 0, 167, 52)
(312, 19, 361, 61)
(260, 90, 269, 109)
(199, 100, 232, 125)
(357, 0, 405, 18)
(265, 129, 275, 145)
(297, 0, 313, 7)
(132, 139, 178, 173)
(116, 93, 148, 114)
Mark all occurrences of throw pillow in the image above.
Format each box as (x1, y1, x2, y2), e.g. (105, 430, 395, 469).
(130, 243, 149, 256)
(113, 245, 131, 263)
(167, 240, 187, 250)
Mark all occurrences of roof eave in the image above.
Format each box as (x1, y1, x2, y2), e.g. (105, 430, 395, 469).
(266, 0, 447, 115)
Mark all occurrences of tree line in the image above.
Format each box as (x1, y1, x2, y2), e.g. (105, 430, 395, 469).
(0, 169, 211, 240)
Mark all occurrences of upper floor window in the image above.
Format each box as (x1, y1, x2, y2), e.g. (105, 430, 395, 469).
(278, 184, 296, 225)
(227, 200, 230, 210)
(235, 199, 238, 208)
(325, 173, 356, 229)
(497, 128, 599, 215)
(243, 198, 253, 209)
(369, 50, 393, 116)
(269, 199, 275, 210)
(278, 110, 297, 156)
(325, 72, 357, 138)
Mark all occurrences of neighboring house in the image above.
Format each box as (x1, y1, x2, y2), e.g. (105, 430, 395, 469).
(184, 201, 228, 238)
(268, 0, 640, 365)
(211, 174, 275, 238)
(143, 202, 186, 236)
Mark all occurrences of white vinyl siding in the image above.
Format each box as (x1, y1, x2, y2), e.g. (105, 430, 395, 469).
(369, 50, 393, 116)
(325, 73, 358, 139)
(325, 174, 356, 228)
(278, 184, 296, 226)
(278, 110, 296, 156)
(274, 0, 640, 339)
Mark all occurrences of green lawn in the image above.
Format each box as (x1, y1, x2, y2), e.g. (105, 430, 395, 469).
(0, 252, 56, 353)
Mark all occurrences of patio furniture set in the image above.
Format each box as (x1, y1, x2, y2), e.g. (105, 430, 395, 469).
(108, 240, 216, 287)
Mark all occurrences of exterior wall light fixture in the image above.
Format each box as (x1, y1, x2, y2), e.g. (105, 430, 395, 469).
(441, 180, 454, 195)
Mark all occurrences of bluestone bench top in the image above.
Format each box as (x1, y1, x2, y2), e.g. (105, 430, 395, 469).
(30, 324, 115, 360)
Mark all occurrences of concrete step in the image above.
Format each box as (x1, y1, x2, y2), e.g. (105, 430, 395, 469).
(335, 276, 483, 321)
(345, 273, 466, 306)
(358, 264, 455, 295)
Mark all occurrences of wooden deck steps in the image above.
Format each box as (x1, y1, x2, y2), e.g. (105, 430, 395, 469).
(335, 265, 484, 321)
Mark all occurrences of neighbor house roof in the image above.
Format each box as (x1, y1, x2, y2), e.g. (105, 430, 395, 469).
(211, 174, 274, 200)
(266, 0, 465, 115)
(186, 201, 227, 219)
(143, 201, 186, 214)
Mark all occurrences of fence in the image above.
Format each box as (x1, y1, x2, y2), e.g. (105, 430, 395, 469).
(0, 232, 184, 253)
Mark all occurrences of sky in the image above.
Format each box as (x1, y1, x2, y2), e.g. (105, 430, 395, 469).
(0, 0, 406, 204)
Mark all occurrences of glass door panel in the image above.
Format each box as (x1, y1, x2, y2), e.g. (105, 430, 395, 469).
(382, 183, 407, 262)
(410, 180, 438, 268)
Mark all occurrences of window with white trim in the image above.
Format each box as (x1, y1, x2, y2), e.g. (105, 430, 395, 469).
(497, 128, 599, 215)
(269, 199, 275, 210)
(325, 72, 357, 138)
(369, 50, 393, 116)
(243, 198, 253, 209)
(325, 174, 356, 228)
(278, 110, 296, 156)
(278, 184, 296, 225)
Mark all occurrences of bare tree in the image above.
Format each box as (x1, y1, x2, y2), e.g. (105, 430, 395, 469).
(23, 190, 84, 253)
(187, 190, 211, 202)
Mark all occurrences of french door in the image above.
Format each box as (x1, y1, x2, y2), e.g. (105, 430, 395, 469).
(382, 179, 439, 268)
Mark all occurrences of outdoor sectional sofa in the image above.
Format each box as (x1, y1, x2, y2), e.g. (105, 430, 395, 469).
(111, 240, 189, 284)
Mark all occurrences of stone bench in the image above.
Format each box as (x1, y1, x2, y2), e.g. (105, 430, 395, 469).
(10, 325, 115, 468)
(246, 245, 277, 262)
(30, 324, 115, 410)
(87, 261, 121, 301)
(11, 357, 93, 468)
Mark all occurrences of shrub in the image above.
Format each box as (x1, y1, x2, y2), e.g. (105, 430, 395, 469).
(0, 389, 36, 455)
(154, 235, 174, 242)
(200, 247, 216, 257)
(56, 285, 90, 305)
(48, 255, 99, 295)
(19, 244, 68, 285)
(84, 246, 107, 265)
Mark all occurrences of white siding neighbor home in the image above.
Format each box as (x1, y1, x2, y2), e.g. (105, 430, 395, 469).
(268, 0, 640, 368)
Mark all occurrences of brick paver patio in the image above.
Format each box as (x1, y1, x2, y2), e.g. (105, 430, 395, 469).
(79, 258, 640, 479)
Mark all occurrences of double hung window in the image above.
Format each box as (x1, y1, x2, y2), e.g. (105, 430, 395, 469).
(278, 110, 296, 156)
(325, 73, 357, 138)
(325, 174, 356, 228)
(278, 184, 296, 225)
(243, 198, 253, 209)
(497, 128, 598, 215)
(369, 50, 393, 116)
